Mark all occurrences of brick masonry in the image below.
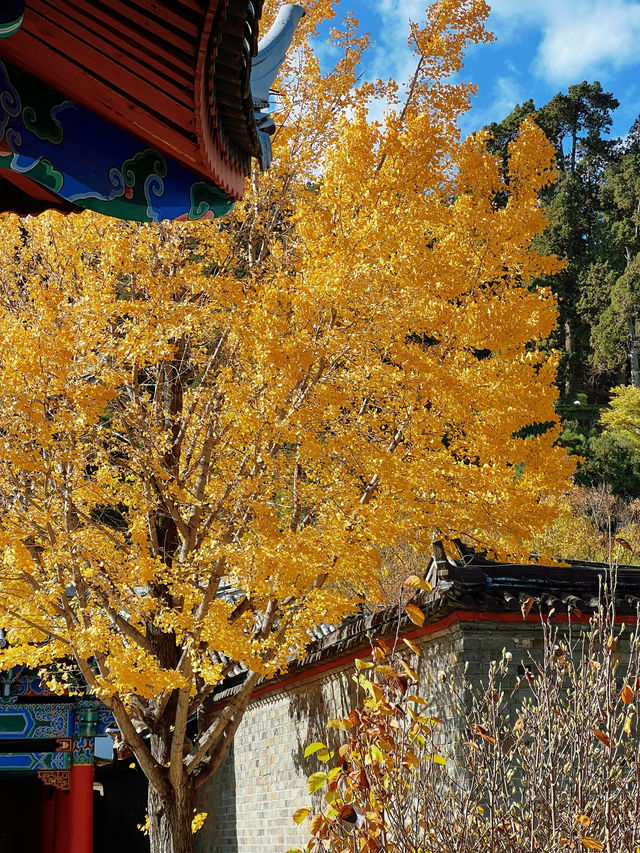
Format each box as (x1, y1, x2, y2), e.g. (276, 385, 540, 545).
(194, 617, 554, 853)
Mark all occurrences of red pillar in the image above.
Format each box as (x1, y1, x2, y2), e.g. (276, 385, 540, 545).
(40, 786, 56, 853)
(53, 786, 71, 853)
(68, 764, 94, 853)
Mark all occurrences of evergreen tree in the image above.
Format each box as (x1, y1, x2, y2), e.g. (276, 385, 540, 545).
(592, 120, 640, 386)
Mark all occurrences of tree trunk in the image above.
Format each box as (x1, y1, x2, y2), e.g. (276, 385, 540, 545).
(564, 318, 576, 396)
(148, 780, 195, 853)
(627, 317, 640, 388)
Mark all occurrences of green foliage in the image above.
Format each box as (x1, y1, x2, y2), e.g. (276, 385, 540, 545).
(602, 385, 640, 455)
(577, 431, 640, 498)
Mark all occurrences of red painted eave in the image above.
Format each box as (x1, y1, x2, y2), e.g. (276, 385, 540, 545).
(0, 0, 261, 200)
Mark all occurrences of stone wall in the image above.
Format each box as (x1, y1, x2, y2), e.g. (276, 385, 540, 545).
(194, 616, 554, 853)
(196, 619, 462, 853)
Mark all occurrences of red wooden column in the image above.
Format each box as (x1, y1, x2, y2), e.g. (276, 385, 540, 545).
(68, 764, 94, 853)
(39, 786, 56, 853)
(67, 708, 98, 853)
(53, 785, 71, 853)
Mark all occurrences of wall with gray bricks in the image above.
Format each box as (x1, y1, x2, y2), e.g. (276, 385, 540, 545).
(194, 618, 547, 853)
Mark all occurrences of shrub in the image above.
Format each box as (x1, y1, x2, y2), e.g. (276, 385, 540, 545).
(294, 588, 640, 852)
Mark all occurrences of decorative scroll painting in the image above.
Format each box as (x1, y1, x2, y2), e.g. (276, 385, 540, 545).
(0, 703, 72, 739)
(0, 60, 235, 221)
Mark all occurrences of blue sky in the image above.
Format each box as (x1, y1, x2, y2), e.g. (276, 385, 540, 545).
(315, 0, 640, 141)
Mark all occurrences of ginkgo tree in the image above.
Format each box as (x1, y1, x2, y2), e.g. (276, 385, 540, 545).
(0, 0, 573, 851)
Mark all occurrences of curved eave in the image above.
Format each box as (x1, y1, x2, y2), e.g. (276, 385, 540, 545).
(0, 0, 264, 201)
(0, 58, 237, 222)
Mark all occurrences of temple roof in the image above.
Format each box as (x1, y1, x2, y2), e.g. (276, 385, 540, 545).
(0, 1, 303, 220)
(209, 543, 640, 704)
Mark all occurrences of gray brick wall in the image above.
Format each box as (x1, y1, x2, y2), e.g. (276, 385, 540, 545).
(194, 619, 551, 853)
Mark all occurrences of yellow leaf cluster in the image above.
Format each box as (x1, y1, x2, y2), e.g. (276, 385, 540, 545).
(0, 0, 573, 797)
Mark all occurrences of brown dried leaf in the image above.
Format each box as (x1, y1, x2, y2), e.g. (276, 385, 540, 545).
(473, 723, 496, 745)
(591, 728, 611, 747)
(521, 597, 535, 619)
(309, 814, 323, 836)
(621, 684, 635, 704)
(338, 805, 357, 824)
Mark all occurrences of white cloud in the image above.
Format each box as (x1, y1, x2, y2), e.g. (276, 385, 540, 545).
(458, 75, 526, 136)
(364, 0, 425, 84)
(488, 0, 640, 83)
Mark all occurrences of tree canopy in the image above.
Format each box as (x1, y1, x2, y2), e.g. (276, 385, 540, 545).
(0, 1, 573, 850)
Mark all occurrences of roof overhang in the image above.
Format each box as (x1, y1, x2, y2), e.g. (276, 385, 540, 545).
(0, 1, 303, 221)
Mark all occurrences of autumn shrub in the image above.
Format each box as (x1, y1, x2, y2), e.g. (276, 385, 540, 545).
(295, 585, 640, 853)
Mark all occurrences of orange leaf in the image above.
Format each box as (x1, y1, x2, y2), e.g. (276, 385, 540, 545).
(576, 814, 591, 827)
(404, 750, 420, 768)
(404, 574, 432, 591)
(398, 659, 418, 681)
(372, 645, 386, 662)
(328, 717, 353, 731)
(376, 639, 393, 655)
(621, 684, 635, 704)
(403, 637, 423, 656)
(374, 664, 398, 678)
(405, 604, 425, 626)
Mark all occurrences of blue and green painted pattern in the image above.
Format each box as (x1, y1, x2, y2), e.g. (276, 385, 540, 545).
(0, 750, 71, 772)
(0, 696, 112, 772)
(0, 59, 235, 221)
(0, 703, 73, 739)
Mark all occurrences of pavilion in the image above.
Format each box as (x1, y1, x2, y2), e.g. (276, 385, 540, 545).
(0, 3, 303, 851)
